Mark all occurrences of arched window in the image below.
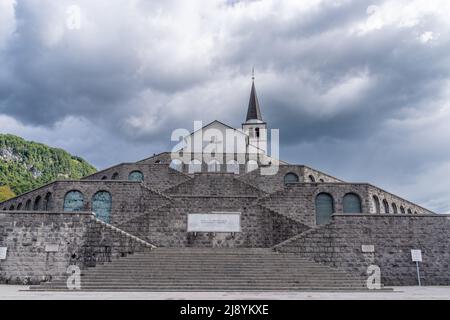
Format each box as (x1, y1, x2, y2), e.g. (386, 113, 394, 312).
(155, 160, 162, 164)
(343, 193, 362, 213)
(63, 191, 85, 212)
(111, 172, 119, 180)
(246, 160, 258, 173)
(25, 199, 31, 211)
(373, 196, 381, 213)
(226, 160, 240, 175)
(414, 211, 418, 215)
(17, 203, 22, 210)
(400, 206, 405, 214)
(255, 127, 260, 138)
(9, 205, 15, 211)
(319, 179, 325, 183)
(316, 193, 334, 225)
(169, 159, 182, 172)
(128, 170, 144, 182)
(188, 159, 202, 174)
(407, 208, 412, 214)
(284, 172, 299, 184)
(92, 191, 112, 223)
(44, 192, 53, 211)
(33, 196, 42, 211)
(208, 160, 221, 173)
(309, 175, 316, 182)
(101, 176, 108, 180)
(383, 199, 390, 213)
(392, 203, 398, 214)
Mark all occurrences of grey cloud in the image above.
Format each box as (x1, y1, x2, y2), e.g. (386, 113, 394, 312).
(0, 0, 450, 212)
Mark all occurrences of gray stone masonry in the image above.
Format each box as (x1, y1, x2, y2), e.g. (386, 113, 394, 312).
(274, 214, 450, 286)
(117, 196, 309, 248)
(237, 165, 343, 194)
(0, 181, 172, 226)
(0, 159, 443, 286)
(82, 163, 192, 192)
(165, 172, 265, 197)
(0, 211, 153, 285)
(258, 183, 433, 228)
(1, 164, 432, 219)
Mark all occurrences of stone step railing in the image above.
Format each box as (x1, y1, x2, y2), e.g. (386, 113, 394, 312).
(90, 215, 156, 249)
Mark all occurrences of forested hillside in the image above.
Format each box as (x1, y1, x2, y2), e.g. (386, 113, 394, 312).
(0, 134, 97, 201)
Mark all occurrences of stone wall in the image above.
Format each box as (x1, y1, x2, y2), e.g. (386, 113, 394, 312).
(165, 173, 265, 197)
(117, 196, 309, 248)
(303, 166, 344, 183)
(258, 183, 432, 228)
(0, 211, 153, 285)
(275, 214, 450, 286)
(368, 185, 432, 214)
(268, 207, 311, 245)
(258, 183, 371, 227)
(237, 165, 305, 193)
(0, 182, 56, 212)
(237, 165, 343, 194)
(0, 181, 172, 226)
(136, 152, 173, 164)
(82, 163, 192, 192)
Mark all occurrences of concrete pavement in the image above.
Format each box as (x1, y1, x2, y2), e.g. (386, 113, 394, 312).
(0, 285, 449, 300)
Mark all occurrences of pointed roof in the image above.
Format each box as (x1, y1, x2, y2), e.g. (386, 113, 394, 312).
(246, 80, 262, 122)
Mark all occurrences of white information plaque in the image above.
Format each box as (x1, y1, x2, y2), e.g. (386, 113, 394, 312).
(188, 212, 241, 233)
(0, 247, 7, 260)
(411, 249, 422, 262)
(45, 244, 60, 252)
(361, 245, 375, 253)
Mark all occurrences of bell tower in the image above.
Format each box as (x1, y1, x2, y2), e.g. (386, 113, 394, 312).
(242, 70, 267, 155)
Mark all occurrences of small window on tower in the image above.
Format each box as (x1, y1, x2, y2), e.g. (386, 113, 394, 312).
(255, 127, 260, 138)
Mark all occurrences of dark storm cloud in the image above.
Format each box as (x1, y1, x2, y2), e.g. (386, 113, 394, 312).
(1, 0, 450, 212)
(0, 2, 143, 127)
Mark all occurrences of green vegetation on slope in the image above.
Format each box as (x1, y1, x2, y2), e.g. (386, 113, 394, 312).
(0, 134, 97, 200)
(0, 185, 15, 202)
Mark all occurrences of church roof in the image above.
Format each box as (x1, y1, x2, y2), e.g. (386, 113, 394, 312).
(184, 120, 248, 139)
(246, 81, 262, 122)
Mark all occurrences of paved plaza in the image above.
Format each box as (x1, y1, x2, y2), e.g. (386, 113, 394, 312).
(0, 285, 449, 300)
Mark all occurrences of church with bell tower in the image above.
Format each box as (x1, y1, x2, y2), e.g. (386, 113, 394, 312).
(170, 72, 282, 174)
(0, 72, 447, 291)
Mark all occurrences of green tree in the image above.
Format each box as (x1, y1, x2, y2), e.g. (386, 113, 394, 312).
(0, 185, 16, 202)
(0, 134, 97, 197)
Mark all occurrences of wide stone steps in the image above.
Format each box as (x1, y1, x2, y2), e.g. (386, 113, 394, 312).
(83, 264, 331, 268)
(57, 278, 363, 285)
(32, 287, 371, 292)
(77, 272, 348, 276)
(71, 279, 364, 285)
(31, 248, 369, 291)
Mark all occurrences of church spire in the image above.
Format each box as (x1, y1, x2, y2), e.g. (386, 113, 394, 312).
(246, 69, 262, 122)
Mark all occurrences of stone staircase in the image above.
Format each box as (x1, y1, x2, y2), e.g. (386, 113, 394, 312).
(30, 247, 370, 291)
(164, 173, 265, 197)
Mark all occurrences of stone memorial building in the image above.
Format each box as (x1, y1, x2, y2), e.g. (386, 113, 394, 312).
(0, 79, 449, 291)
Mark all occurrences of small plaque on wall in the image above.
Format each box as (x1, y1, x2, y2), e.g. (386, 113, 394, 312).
(45, 244, 60, 252)
(0, 247, 7, 260)
(361, 245, 375, 253)
(188, 212, 241, 233)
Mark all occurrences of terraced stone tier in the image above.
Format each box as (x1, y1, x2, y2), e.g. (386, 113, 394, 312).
(29, 248, 382, 292)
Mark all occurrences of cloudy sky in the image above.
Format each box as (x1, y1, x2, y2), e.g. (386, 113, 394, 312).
(0, 0, 450, 213)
